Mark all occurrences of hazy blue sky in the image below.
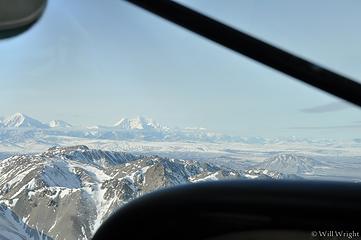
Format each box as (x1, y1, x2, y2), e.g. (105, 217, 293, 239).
(1, 0, 360, 139)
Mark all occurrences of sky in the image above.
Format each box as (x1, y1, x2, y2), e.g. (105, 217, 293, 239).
(0, 0, 360, 139)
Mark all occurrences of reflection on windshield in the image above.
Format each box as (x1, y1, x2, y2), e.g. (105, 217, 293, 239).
(0, 0, 360, 240)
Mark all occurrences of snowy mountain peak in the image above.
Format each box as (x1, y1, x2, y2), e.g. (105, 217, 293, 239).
(43, 145, 138, 167)
(48, 120, 72, 128)
(4, 113, 26, 127)
(113, 116, 165, 130)
(3, 113, 48, 128)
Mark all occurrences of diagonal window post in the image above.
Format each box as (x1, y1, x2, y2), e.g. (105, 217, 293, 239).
(126, 0, 361, 108)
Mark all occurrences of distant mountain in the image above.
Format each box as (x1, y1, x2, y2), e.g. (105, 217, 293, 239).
(113, 116, 166, 130)
(255, 153, 328, 175)
(2, 113, 48, 129)
(0, 145, 296, 240)
(48, 120, 72, 128)
(0, 113, 353, 149)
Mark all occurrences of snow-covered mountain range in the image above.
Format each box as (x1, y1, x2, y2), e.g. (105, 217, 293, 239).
(0, 113, 232, 143)
(0, 113, 166, 131)
(0, 113, 360, 239)
(0, 145, 298, 240)
(0, 113, 72, 129)
(1, 113, 358, 151)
